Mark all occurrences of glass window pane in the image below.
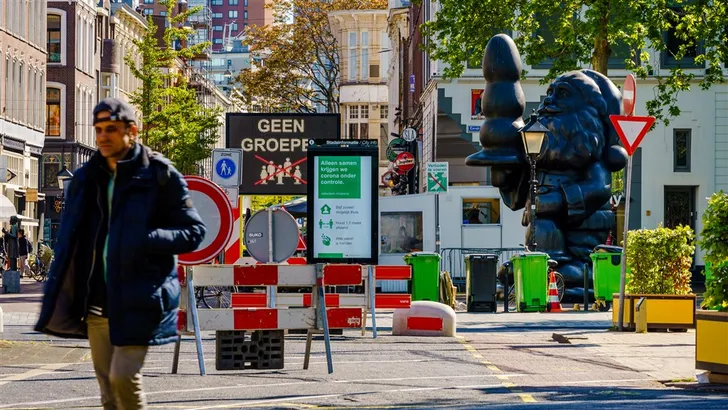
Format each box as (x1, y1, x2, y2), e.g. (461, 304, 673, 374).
(462, 198, 500, 224)
(381, 212, 423, 254)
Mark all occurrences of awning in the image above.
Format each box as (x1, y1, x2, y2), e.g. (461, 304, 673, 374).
(16, 215, 39, 227)
(271, 197, 307, 218)
(0, 193, 17, 221)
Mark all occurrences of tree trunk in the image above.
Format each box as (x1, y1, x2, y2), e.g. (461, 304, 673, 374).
(591, 1, 611, 76)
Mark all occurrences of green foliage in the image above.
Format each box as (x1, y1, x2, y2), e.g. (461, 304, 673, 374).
(611, 169, 624, 195)
(625, 224, 694, 295)
(420, 0, 728, 126)
(126, 0, 221, 175)
(698, 191, 728, 311)
(251, 196, 297, 211)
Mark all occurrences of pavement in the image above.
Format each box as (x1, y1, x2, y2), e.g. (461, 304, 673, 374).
(0, 280, 726, 409)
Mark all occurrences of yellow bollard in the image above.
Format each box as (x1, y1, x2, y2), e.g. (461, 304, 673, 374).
(635, 297, 647, 333)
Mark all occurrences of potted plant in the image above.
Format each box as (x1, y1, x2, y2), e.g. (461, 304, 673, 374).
(612, 224, 696, 331)
(695, 191, 728, 381)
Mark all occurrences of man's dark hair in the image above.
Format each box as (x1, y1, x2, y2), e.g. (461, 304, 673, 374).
(19, 229, 24, 235)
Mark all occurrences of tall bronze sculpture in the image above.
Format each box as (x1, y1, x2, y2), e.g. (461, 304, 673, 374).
(467, 34, 628, 299)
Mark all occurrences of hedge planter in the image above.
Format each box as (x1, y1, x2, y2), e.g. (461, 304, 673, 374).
(696, 311, 728, 379)
(612, 293, 696, 331)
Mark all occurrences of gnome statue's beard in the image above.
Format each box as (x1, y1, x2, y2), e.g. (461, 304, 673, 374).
(537, 106, 605, 172)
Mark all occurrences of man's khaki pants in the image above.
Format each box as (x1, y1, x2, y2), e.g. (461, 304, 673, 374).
(87, 315, 149, 410)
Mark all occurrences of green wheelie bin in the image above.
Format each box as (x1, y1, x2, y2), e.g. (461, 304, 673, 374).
(404, 252, 441, 302)
(510, 252, 548, 312)
(590, 245, 624, 312)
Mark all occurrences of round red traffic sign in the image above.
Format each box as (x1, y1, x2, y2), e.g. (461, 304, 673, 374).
(394, 152, 415, 174)
(178, 176, 234, 266)
(623, 74, 636, 116)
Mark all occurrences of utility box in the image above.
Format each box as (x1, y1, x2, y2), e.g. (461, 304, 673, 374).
(2, 270, 20, 294)
(465, 254, 498, 312)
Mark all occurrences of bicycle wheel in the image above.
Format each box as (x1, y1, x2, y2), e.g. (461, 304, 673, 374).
(554, 272, 565, 302)
(201, 286, 236, 309)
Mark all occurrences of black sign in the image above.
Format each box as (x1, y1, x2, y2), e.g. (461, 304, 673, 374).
(226, 113, 340, 195)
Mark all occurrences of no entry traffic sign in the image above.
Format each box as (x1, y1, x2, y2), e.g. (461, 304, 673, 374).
(623, 74, 636, 116)
(179, 176, 234, 265)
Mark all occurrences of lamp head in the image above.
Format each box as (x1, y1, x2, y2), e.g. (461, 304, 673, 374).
(520, 112, 548, 156)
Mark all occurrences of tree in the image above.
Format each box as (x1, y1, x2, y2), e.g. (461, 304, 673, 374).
(236, 0, 387, 113)
(420, 0, 727, 125)
(251, 196, 297, 211)
(126, 0, 222, 175)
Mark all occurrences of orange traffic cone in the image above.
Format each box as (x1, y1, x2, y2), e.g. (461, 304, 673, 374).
(546, 271, 563, 313)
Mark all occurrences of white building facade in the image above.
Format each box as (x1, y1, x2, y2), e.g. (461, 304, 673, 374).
(391, 0, 727, 272)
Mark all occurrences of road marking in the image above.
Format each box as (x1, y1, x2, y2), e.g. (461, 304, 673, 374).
(0, 363, 71, 387)
(456, 335, 537, 404)
(188, 384, 506, 410)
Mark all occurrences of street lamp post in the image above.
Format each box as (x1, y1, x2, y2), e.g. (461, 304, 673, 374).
(520, 113, 548, 252)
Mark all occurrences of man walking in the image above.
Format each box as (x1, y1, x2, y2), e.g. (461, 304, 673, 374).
(35, 98, 206, 409)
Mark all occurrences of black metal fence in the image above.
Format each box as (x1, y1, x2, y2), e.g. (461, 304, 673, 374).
(440, 247, 523, 292)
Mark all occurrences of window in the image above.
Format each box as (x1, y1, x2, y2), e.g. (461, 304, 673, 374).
(212, 0, 223, 5)
(213, 13, 222, 19)
(662, 7, 702, 68)
(47, 15, 62, 63)
(381, 212, 423, 254)
(348, 32, 357, 80)
(229, 10, 238, 18)
(346, 105, 368, 139)
(244, 0, 248, 6)
(214, 38, 223, 44)
(462, 198, 500, 224)
(229, 0, 239, 5)
(244, 11, 248, 19)
(231, 23, 238, 31)
(380, 105, 388, 119)
(379, 122, 389, 161)
(144, 0, 154, 3)
(143, 9, 153, 16)
(532, 13, 558, 68)
(160, 11, 167, 16)
(361, 32, 369, 80)
(674, 129, 691, 172)
(42, 155, 62, 189)
(380, 32, 389, 79)
(213, 25, 223, 31)
(46, 88, 61, 137)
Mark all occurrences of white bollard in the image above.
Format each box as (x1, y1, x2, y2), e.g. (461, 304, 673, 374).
(0, 305, 4, 334)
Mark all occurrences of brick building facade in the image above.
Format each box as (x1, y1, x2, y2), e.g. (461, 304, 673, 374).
(0, 0, 47, 242)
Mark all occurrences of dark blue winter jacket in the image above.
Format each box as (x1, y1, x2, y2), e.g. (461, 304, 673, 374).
(35, 143, 206, 346)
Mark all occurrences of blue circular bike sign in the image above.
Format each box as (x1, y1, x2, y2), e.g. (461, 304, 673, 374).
(215, 158, 236, 180)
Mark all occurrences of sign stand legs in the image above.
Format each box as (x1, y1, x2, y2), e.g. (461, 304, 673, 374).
(171, 334, 182, 374)
(304, 264, 334, 374)
(187, 271, 206, 376)
(617, 156, 633, 331)
(368, 265, 377, 339)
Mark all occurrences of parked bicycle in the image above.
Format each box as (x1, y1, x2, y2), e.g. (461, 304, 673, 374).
(29, 240, 53, 283)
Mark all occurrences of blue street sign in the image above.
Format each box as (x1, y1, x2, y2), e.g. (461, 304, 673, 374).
(467, 125, 481, 132)
(215, 158, 236, 180)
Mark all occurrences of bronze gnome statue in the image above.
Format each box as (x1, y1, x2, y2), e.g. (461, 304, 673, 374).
(467, 34, 628, 299)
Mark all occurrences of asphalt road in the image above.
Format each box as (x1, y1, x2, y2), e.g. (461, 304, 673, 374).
(1, 321, 727, 409)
